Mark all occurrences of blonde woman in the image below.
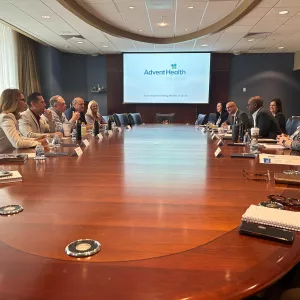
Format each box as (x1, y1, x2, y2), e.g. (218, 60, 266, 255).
(0, 89, 47, 152)
(85, 100, 107, 125)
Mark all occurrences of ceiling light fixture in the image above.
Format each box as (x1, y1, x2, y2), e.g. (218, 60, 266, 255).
(77, 41, 84, 44)
(42, 15, 51, 19)
(279, 10, 288, 15)
(188, 6, 194, 9)
(248, 39, 254, 42)
(185, 28, 190, 32)
(278, 46, 285, 49)
(129, 6, 134, 9)
(138, 29, 143, 32)
(102, 45, 109, 48)
(158, 16, 168, 27)
(201, 44, 208, 47)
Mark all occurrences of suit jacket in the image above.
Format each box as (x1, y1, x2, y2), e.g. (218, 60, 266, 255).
(275, 112, 286, 134)
(252, 108, 282, 139)
(0, 113, 39, 152)
(225, 109, 250, 129)
(19, 109, 56, 138)
(215, 111, 228, 127)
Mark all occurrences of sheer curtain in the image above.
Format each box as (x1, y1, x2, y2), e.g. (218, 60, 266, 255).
(0, 22, 18, 94)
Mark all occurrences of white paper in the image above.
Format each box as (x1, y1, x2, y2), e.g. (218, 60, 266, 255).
(259, 144, 286, 149)
(217, 139, 223, 146)
(211, 134, 216, 140)
(74, 147, 83, 157)
(259, 154, 300, 166)
(214, 147, 222, 157)
(97, 133, 103, 139)
(82, 139, 90, 146)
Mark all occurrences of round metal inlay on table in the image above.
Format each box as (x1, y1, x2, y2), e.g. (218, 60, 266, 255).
(65, 239, 101, 258)
(0, 204, 24, 216)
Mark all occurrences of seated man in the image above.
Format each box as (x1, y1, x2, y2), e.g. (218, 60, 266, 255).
(65, 97, 87, 124)
(277, 127, 300, 151)
(49, 95, 79, 129)
(19, 92, 57, 138)
(247, 96, 281, 139)
(222, 101, 250, 129)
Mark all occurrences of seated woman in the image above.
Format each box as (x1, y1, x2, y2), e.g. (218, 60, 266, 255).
(85, 100, 107, 126)
(270, 98, 286, 133)
(0, 89, 47, 152)
(215, 102, 228, 127)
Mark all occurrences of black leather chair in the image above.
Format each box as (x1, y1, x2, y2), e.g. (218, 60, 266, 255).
(156, 113, 175, 123)
(207, 113, 216, 124)
(286, 116, 300, 135)
(113, 113, 130, 126)
(128, 113, 143, 125)
(196, 114, 208, 125)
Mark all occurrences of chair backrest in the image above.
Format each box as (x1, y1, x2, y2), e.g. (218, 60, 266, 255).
(156, 113, 175, 123)
(286, 116, 300, 135)
(113, 113, 130, 126)
(128, 113, 142, 125)
(196, 114, 208, 125)
(102, 115, 109, 123)
(208, 113, 216, 124)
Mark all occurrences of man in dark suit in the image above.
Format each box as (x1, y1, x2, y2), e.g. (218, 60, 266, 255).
(247, 96, 281, 138)
(222, 101, 249, 129)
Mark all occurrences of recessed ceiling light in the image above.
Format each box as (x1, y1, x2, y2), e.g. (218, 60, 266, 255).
(279, 10, 288, 15)
(188, 6, 194, 9)
(77, 41, 84, 44)
(138, 29, 143, 32)
(158, 16, 168, 27)
(42, 15, 51, 19)
(102, 45, 109, 48)
(278, 46, 285, 49)
(185, 28, 190, 32)
(201, 44, 208, 47)
(248, 39, 254, 42)
(129, 6, 134, 9)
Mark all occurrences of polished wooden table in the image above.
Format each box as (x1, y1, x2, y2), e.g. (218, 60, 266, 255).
(0, 125, 299, 300)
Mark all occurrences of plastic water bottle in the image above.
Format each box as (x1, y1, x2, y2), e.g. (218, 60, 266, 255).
(71, 128, 77, 141)
(52, 133, 61, 148)
(35, 143, 45, 160)
(243, 130, 250, 145)
(81, 123, 87, 137)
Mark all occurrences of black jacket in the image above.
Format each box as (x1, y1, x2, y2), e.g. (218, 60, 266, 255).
(252, 108, 282, 138)
(225, 109, 250, 129)
(215, 111, 229, 127)
(275, 112, 286, 134)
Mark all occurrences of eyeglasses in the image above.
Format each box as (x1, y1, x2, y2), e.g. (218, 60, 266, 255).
(243, 169, 270, 181)
(268, 194, 300, 207)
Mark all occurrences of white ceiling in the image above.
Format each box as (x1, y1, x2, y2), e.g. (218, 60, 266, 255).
(1, 0, 300, 54)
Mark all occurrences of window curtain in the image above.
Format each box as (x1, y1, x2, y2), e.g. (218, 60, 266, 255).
(16, 32, 41, 96)
(0, 22, 19, 93)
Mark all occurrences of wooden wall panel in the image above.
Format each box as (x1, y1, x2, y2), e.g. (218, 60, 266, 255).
(106, 53, 231, 123)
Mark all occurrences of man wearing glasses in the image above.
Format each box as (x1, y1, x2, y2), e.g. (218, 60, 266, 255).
(65, 97, 87, 124)
(222, 101, 249, 129)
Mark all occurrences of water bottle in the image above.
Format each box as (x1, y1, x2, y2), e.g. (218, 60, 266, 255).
(249, 128, 259, 154)
(35, 143, 45, 160)
(111, 122, 116, 131)
(76, 121, 82, 141)
(243, 130, 250, 145)
(94, 119, 99, 136)
(52, 133, 61, 148)
(71, 128, 77, 141)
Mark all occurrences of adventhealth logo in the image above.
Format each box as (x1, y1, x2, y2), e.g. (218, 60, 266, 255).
(144, 63, 186, 75)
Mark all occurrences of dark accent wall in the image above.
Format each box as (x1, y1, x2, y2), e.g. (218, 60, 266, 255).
(106, 53, 231, 123)
(229, 53, 300, 119)
(36, 44, 107, 113)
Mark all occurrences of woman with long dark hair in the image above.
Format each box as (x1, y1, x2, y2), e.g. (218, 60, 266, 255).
(215, 102, 228, 127)
(270, 98, 286, 133)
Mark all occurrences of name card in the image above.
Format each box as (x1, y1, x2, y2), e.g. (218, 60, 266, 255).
(97, 133, 103, 139)
(214, 147, 222, 157)
(217, 139, 224, 146)
(210, 131, 214, 136)
(211, 134, 216, 140)
(73, 147, 83, 157)
(82, 139, 90, 146)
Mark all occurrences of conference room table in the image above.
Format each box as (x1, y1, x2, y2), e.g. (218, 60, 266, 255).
(0, 124, 300, 300)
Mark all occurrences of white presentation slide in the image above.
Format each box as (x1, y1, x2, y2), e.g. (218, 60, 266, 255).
(123, 53, 211, 104)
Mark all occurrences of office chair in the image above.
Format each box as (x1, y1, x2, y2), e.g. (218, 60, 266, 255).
(128, 113, 143, 125)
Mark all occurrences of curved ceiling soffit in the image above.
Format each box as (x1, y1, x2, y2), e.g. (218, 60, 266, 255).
(57, 0, 262, 45)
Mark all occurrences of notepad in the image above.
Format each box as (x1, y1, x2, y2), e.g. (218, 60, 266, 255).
(242, 205, 300, 231)
(0, 171, 22, 184)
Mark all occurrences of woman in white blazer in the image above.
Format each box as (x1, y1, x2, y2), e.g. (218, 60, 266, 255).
(0, 89, 47, 152)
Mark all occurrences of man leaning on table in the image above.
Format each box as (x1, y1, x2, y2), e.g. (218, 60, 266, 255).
(19, 92, 61, 138)
(222, 101, 249, 129)
(247, 96, 281, 139)
(49, 95, 79, 129)
(277, 127, 300, 151)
